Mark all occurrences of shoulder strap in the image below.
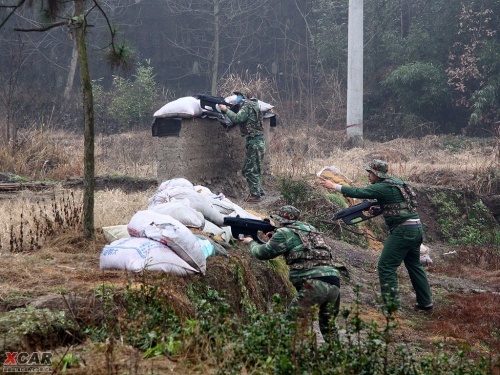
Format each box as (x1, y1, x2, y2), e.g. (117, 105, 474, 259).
(384, 178, 418, 213)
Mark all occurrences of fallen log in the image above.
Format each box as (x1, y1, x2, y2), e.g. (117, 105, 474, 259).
(0, 182, 55, 192)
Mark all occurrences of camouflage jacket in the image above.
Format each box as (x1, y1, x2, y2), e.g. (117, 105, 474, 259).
(225, 98, 263, 138)
(340, 177, 419, 228)
(248, 221, 339, 284)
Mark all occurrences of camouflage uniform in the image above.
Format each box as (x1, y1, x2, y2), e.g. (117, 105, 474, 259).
(224, 90, 265, 198)
(248, 206, 341, 341)
(339, 160, 433, 309)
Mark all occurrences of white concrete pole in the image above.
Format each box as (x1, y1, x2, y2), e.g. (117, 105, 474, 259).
(347, 0, 363, 147)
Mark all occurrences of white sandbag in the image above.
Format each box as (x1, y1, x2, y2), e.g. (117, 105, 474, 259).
(258, 100, 274, 112)
(149, 202, 205, 228)
(102, 225, 130, 243)
(224, 95, 274, 112)
(202, 220, 232, 243)
(158, 178, 194, 193)
(420, 244, 433, 266)
(100, 237, 198, 276)
(194, 185, 214, 195)
(228, 204, 262, 220)
(210, 199, 235, 215)
(196, 237, 215, 258)
(128, 210, 206, 274)
(148, 187, 225, 226)
(154, 97, 203, 118)
(194, 185, 235, 215)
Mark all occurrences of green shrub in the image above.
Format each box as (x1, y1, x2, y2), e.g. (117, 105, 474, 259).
(93, 60, 160, 131)
(383, 62, 452, 122)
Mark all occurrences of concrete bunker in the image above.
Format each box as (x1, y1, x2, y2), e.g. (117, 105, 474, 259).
(153, 117, 275, 199)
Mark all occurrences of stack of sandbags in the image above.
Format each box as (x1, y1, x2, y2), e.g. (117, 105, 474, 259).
(149, 202, 205, 229)
(149, 185, 225, 226)
(100, 237, 199, 276)
(154, 97, 203, 118)
(127, 210, 207, 274)
(154, 95, 275, 119)
(102, 225, 130, 243)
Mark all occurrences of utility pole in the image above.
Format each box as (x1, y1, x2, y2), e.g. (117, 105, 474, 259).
(347, 0, 363, 147)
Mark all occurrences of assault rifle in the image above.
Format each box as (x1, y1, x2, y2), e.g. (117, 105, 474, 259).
(223, 216, 276, 244)
(332, 200, 383, 225)
(196, 94, 239, 113)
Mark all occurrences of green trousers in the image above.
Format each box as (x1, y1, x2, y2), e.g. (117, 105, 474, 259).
(378, 225, 433, 307)
(288, 278, 340, 342)
(242, 135, 265, 197)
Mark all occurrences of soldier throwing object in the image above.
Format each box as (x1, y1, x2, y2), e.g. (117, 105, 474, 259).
(321, 159, 433, 311)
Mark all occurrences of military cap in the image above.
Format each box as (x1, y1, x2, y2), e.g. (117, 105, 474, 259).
(364, 159, 391, 179)
(270, 205, 301, 224)
(233, 87, 252, 99)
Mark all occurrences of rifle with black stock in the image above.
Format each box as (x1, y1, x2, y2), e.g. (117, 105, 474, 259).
(223, 216, 276, 244)
(196, 94, 239, 113)
(332, 200, 383, 225)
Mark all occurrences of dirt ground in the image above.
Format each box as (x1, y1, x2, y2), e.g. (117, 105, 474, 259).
(0, 175, 498, 374)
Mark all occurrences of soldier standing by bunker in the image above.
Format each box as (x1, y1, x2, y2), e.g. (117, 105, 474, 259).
(219, 87, 265, 202)
(321, 159, 433, 311)
(240, 205, 341, 342)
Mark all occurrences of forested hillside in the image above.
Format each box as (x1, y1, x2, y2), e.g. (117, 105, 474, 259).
(0, 0, 498, 139)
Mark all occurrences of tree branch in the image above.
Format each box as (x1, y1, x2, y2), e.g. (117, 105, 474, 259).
(0, 0, 27, 29)
(92, 0, 116, 52)
(14, 21, 67, 32)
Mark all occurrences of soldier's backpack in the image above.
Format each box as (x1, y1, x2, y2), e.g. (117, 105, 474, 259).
(385, 178, 418, 213)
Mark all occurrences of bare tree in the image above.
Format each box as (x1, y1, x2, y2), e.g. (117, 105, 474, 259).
(0, 37, 26, 143)
(0, 0, 130, 240)
(161, 0, 273, 95)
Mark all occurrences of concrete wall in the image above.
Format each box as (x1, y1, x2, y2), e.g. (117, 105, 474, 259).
(156, 117, 272, 199)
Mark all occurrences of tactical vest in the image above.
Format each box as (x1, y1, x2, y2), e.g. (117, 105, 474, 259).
(283, 222, 333, 271)
(381, 178, 418, 217)
(239, 99, 264, 138)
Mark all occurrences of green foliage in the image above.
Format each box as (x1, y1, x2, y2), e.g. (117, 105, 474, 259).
(78, 278, 493, 374)
(277, 177, 312, 207)
(326, 193, 347, 208)
(469, 79, 500, 127)
(446, 2, 500, 134)
(123, 280, 182, 352)
(93, 60, 159, 131)
(0, 306, 75, 337)
(54, 353, 81, 373)
(383, 62, 452, 121)
(429, 192, 498, 246)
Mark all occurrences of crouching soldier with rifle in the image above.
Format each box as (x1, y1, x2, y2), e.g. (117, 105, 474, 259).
(239, 205, 341, 343)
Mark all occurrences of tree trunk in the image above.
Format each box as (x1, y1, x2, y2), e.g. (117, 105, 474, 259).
(400, 0, 410, 39)
(211, 0, 219, 95)
(64, 37, 79, 99)
(347, 0, 364, 148)
(74, 0, 95, 240)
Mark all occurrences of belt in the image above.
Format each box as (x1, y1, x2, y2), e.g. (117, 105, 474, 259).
(399, 219, 421, 226)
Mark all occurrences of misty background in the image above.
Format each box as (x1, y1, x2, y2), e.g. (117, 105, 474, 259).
(0, 0, 498, 141)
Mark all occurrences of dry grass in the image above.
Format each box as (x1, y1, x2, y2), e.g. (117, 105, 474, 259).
(426, 293, 500, 355)
(0, 128, 158, 181)
(216, 72, 278, 105)
(95, 131, 157, 178)
(2, 123, 496, 194)
(0, 126, 498, 348)
(270, 127, 499, 195)
(93, 188, 156, 227)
